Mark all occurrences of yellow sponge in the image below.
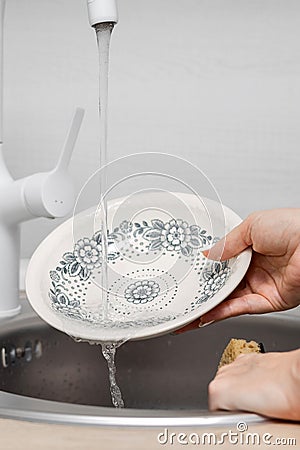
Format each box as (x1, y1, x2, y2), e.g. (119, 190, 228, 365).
(218, 338, 262, 370)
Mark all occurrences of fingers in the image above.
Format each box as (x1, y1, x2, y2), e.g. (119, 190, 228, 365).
(208, 378, 230, 411)
(203, 216, 253, 261)
(173, 292, 274, 335)
(171, 288, 246, 335)
(173, 319, 201, 334)
(208, 354, 259, 411)
(200, 293, 272, 324)
(208, 351, 298, 420)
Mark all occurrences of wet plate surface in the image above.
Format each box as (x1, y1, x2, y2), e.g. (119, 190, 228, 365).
(26, 192, 251, 341)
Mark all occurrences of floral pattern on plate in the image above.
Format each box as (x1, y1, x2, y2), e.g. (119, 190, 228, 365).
(195, 261, 231, 306)
(48, 217, 230, 323)
(110, 218, 213, 257)
(124, 280, 160, 305)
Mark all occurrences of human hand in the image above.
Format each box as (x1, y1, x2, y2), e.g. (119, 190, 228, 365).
(208, 349, 300, 421)
(177, 208, 300, 332)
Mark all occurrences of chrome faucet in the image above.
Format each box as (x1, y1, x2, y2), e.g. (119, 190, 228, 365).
(0, 0, 118, 319)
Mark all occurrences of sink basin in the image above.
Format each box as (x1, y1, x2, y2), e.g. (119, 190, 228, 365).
(0, 301, 299, 426)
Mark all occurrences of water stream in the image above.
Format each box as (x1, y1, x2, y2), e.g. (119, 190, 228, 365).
(73, 337, 125, 408)
(73, 23, 180, 409)
(89, 22, 177, 409)
(94, 22, 125, 408)
(101, 342, 125, 408)
(95, 22, 114, 320)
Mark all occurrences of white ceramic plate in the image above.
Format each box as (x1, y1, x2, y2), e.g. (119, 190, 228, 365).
(26, 192, 251, 342)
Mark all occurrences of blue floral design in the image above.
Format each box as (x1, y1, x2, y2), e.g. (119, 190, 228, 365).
(119, 220, 133, 234)
(135, 219, 212, 256)
(74, 238, 102, 269)
(48, 217, 216, 317)
(196, 261, 230, 305)
(49, 284, 80, 309)
(53, 237, 102, 282)
(50, 270, 60, 282)
(124, 280, 160, 304)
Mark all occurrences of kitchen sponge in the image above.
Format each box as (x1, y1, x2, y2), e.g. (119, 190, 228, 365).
(218, 338, 263, 370)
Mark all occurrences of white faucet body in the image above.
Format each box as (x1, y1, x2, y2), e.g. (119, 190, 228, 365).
(87, 0, 118, 26)
(0, 0, 118, 318)
(0, 0, 85, 318)
(0, 110, 84, 317)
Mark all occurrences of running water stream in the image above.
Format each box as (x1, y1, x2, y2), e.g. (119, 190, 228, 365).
(101, 341, 125, 408)
(95, 22, 113, 320)
(94, 22, 125, 409)
(74, 23, 179, 408)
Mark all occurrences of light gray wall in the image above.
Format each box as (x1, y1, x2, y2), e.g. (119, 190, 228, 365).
(2, 0, 300, 258)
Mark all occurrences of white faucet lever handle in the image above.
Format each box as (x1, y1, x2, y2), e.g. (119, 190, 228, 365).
(23, 107, 85, 219)
(54, 107, 85, 173)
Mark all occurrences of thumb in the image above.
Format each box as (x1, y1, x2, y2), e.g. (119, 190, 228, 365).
(203, 217, 252, 261)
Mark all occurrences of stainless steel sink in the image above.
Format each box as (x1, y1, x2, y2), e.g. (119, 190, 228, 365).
(0, 301, 299, 426)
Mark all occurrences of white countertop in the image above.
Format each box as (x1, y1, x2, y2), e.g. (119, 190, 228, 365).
(0, 419, 299, 450)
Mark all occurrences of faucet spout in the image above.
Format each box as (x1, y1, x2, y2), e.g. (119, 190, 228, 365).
(87, 0, 118, 27)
